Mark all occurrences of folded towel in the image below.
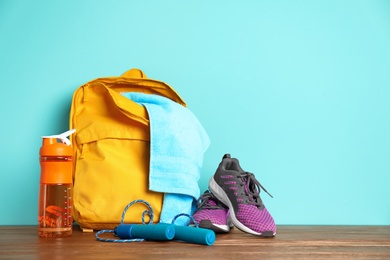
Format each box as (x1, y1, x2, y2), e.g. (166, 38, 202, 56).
(122, 92, 210, 225)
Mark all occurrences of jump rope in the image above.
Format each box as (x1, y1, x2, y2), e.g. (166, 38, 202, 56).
(95, 199, 215, 246)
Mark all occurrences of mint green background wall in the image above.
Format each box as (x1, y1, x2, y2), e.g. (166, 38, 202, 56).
(1, 0, 389, 225)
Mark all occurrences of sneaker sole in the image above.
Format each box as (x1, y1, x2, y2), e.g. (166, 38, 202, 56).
(198, 220, 230, 233)
(209, 177, 276, 237)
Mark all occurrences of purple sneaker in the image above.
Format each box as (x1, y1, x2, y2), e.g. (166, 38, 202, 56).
(208, 154, 276, 237)
(192, 190, 232, 233)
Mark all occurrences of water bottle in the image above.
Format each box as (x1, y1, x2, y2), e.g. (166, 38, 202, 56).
(38, 129, 75, 238)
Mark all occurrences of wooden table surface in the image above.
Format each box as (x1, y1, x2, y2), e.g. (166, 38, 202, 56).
(0, 225, 389, 259)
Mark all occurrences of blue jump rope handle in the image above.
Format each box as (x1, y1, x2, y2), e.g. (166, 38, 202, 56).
(148, 223, 215, 246)
(115, 223, 175, 241)
(172, 225, 216, 246)
(115, 223, 215, 245)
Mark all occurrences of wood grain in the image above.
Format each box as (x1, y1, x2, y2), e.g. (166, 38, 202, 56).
(0, 226, 389, 259)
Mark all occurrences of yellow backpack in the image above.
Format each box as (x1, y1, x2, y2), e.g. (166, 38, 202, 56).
(69, 69, 190, 231)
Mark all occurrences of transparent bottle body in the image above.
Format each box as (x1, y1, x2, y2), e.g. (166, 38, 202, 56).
(38, 183, 73, 238)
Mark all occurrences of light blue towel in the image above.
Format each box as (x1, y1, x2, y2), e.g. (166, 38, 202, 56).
(122, 92, 210, 225)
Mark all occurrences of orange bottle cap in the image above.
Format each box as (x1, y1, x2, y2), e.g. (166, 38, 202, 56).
(40, 138, 73, 157)
(39, 130, 75, 184)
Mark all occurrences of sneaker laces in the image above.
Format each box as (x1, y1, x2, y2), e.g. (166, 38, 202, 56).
(196, 191, 226, 210)
(240, 172, 273, 206)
